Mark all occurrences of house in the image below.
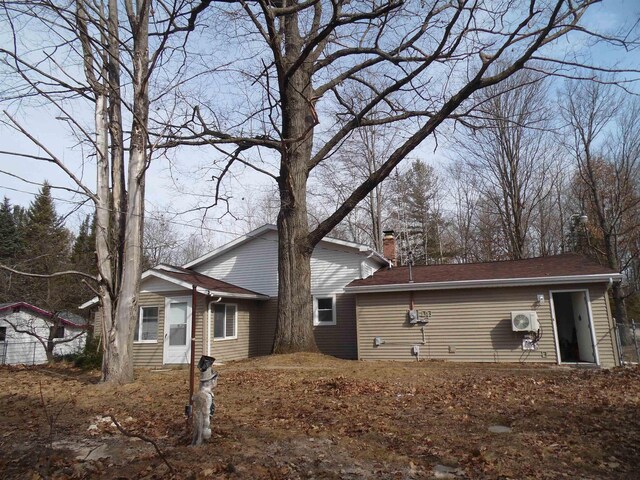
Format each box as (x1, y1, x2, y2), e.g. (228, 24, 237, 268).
(87, 224, 389, 367)
(0, 302, 88, 365)
(87, 225, 623, 368)
(345, 251, 623, 368)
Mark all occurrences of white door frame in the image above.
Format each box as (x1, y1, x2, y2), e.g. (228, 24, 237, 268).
(549, 288, 600, 366)
(163, 295, 192, 364)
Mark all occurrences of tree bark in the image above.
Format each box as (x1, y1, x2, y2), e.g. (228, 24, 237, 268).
(108, 0, 126, 293)
(100, 0, 149, 384)
(272, 9, 318, 354)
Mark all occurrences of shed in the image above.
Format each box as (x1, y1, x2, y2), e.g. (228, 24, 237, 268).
(0, 302, 88, 365)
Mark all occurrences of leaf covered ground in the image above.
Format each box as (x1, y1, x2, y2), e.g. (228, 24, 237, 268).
(0, 353, 639, 479)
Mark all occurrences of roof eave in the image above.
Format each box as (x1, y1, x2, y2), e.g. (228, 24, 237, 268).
(0, 302, 87, 328)
(147, 270, 269, 300)
(344, 273, 623, 293)
(184, 223, 386, 269)
(195, 287, 270, 301)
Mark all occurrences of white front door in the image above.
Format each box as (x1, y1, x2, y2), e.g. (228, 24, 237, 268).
(163, 296, 192, 364)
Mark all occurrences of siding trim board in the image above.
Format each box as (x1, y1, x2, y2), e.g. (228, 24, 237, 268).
(345, 274, 621, 293)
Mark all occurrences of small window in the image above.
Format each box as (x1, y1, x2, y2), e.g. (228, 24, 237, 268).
(50, 326, 65, 339)
(314, 296, 336, 326)
(0, 326, 6, 342)
(212, 304, 237, 340)
(135, 306, 159, 342)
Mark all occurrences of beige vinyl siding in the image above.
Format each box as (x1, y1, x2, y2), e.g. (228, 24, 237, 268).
(257, 299, 278, 356)
(313, 294, 357, 359)
(96, 291, 208, 368)
(92, 309, 103, 339)
(356, 283, 618, 367)
(93, 292, 263, 367)
(207, 299, 261, 362)
(583, 285, 618, 368)
(255, 295, 357, 359)
(134, 291, 168, 368)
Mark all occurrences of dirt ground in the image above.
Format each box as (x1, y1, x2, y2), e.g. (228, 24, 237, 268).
(1, 354, 639, 480)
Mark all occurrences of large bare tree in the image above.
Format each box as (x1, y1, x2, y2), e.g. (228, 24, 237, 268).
(562, 80, 640, 324)
(452, 69, 560, 260)
(314, 121, 400, 251)
(165, 0, 637, 353)
(0, 0, 213, 383)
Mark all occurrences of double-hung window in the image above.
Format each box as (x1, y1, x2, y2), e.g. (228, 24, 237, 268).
(135, 306, 159, 342)
(211, 304, 237, 340)
(313, 296, 336, 326)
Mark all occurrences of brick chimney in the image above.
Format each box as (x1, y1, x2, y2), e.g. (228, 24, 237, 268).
(382, 230, 397, 267)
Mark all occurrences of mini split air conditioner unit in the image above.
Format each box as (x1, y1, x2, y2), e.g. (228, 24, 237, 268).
(511, 311, 539, 332)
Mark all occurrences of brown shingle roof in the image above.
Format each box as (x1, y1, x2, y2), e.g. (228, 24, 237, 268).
(153, 266, 268, 298)
(347, 254, 620, 289)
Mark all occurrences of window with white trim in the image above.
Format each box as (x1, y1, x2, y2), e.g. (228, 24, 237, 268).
(313, 296, 336, 326)
(212, 304, 237, 340)
(134, 306, 159, 342)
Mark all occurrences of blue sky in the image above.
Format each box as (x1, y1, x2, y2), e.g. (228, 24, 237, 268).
(0, 0, 638, 243)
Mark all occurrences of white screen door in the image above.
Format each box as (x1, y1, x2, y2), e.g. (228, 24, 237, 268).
(163, 297, 191, 364)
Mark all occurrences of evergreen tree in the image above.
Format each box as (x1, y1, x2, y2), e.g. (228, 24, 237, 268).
(19, 183, 73, 309)
(393, 160, 445, 265)
(0, 197, 22, 260)
(0, 197, 26, 303)
(68, 214, 98, 309)
(71, 215, 96, 273)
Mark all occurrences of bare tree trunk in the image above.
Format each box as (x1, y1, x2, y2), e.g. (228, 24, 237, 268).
(108, 0, 126, 292)
(272, 11, 317, 354)
(273, 134, 316, 352)
(46, 330, 55, 363)
(100, 0, 149, 383)
(273, 214, 316, 353)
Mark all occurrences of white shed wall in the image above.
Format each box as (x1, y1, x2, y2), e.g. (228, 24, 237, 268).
(0, 312, 86, 365)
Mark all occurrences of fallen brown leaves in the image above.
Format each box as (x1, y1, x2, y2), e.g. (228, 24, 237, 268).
(0, 356, 639, 479)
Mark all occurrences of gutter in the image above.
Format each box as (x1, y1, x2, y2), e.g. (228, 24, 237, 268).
(344, 273, 623, 294)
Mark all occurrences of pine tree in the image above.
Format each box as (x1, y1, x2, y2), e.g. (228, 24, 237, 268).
(19, 183, 72, 309)
(0, 197, 22, 260)
(0, 197, 26, 303)
(71, 215, 96, 272)
(68, 214, 98, 309)
(393, 160, 444, 265)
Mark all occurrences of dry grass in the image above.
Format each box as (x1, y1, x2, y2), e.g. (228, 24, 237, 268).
(1, 354, 639, 479)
